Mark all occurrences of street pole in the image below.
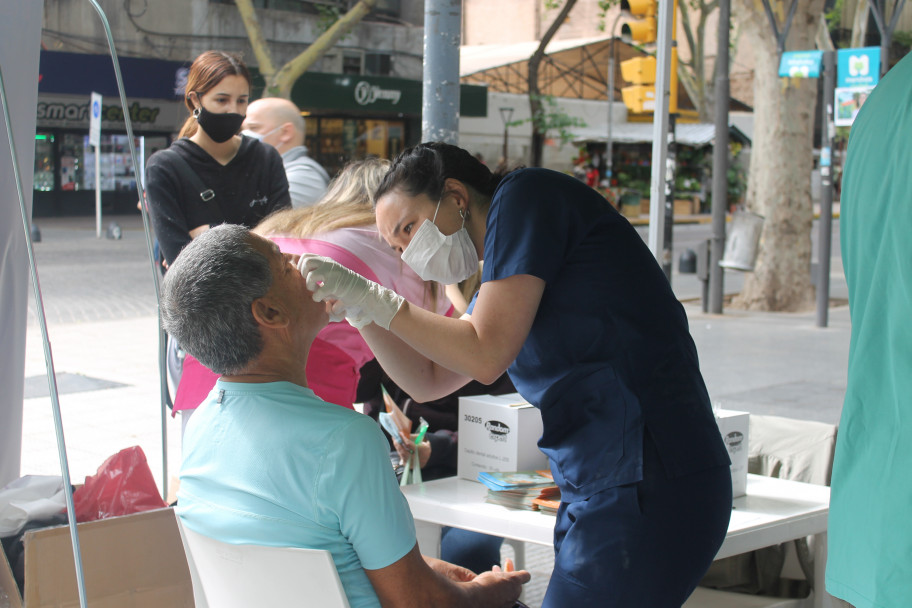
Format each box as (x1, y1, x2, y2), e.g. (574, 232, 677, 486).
(709, 0, 730, 314)
(422, 0, 461, 144)
(816, 50, 835, 328)
(606, 11, 625, 183)
(647, 0, 675, 273)
(663, 113, 676, 282)
(499, 106, 514, 165)
(606, 37, 616, 181)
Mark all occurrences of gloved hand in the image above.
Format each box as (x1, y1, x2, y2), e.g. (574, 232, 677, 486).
(300, 254, 405, 330)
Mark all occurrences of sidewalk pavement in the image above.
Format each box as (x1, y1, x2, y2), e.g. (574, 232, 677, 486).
(16, 214, 851, 607)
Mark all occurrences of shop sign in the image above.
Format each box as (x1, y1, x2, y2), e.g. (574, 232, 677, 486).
(354, 80, 402, 106)
(837, 47, 880, 88)
(778, 51, 823, 78)
(278, 71, 487, 117)
(36, 94, 182, 132)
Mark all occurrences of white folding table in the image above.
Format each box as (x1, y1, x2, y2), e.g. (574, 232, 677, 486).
(402, 474, 832, 608)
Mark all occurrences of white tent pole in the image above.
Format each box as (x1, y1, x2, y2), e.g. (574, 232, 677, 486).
(0, 61, 90, 608)
(86, 0, 170, 502)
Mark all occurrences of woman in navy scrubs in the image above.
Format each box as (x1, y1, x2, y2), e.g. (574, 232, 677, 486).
(302, 142, 732, 606)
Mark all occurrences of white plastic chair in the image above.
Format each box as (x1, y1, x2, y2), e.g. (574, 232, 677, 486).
(684, 414, 839, 608)
(176, 516, 351, 608)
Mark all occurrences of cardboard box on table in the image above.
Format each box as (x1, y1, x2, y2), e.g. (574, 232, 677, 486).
(714, 409, 750, 498)
(457, 393, 549, 482)
(0, 507, 194, 608)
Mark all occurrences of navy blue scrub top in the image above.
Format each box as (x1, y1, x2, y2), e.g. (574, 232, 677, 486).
(469, 168, 729, 502)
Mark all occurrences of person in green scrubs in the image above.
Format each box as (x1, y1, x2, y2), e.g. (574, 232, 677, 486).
(826, 51, 912, 608)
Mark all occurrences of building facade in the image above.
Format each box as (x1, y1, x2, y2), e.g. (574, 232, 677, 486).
(35, 0, 488, 216)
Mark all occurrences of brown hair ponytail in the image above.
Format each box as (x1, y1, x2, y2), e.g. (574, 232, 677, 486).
(177, 51, 251, 139)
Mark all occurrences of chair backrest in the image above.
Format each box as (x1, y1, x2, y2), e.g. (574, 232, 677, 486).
(176, 517, 351, 608)
(748, 414, 838, 486)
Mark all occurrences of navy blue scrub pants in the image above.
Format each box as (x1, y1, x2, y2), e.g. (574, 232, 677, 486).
(543, 435, 732, 607)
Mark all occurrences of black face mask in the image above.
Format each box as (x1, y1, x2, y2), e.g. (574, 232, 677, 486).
(193, 104, 245, 143)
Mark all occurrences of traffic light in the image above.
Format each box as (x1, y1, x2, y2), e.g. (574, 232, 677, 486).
(620, 0, 657, 44)
(620, 56, 656, 114)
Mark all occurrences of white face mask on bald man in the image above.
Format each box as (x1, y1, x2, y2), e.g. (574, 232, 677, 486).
(401, 195, 479, 284)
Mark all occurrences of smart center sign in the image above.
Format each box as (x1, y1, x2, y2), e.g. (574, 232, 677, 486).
(36, 94, 182, 131)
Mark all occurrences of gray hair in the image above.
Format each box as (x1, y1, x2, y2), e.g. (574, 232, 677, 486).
(160, 224, 273, 375)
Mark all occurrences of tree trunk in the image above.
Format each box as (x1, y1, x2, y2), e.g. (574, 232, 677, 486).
(235, 0, 377, 99)
(527, 0, 578, 167)
(730, 0, 823, 311)
(851, 0, 870, 47)
(236, 0, 276, 83)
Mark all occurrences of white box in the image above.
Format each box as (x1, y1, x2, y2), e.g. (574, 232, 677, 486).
(715, 409, 750, 498)
(458, 393, 549, 482)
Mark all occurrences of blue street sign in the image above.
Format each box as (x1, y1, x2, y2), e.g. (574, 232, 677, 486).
(779, 51, 823, 78)
(837, 47, 880, 88)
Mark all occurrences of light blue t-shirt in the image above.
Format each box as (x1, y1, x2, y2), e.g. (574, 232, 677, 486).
(177, 380, 416, 608)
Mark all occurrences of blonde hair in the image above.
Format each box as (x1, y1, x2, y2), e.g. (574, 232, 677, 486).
(256, 157, 389, 237)
(255, 157, 442, 310)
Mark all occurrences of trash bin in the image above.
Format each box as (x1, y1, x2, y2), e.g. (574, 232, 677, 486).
(720, 210, 764, 271)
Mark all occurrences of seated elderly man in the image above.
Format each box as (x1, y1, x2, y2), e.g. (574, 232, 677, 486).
(161, 225, 528, 608)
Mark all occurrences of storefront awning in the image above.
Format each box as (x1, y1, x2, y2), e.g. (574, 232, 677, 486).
(570, 122, 752, 148)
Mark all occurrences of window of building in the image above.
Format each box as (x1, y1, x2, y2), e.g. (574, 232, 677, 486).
(305, 116, 405, 178)
(365, 53, 392, 76)
(34, 133, 56, 192)
(39, 133, 168, 193)
(342, 53, 363, 75)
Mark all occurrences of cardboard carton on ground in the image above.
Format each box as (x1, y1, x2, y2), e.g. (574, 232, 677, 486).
(715, 409, 750, 498)
(0, 507, 193, 608)
(458, 393, 549, 482)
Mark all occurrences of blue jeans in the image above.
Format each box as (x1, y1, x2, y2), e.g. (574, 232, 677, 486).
(543, 435, 732, 607)
(440, 527, 505, 574)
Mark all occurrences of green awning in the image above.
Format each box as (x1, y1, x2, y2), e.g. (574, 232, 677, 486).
(251, 70, 487, 117)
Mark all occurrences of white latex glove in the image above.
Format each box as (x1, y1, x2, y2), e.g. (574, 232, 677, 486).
(300, 254, 405, 330)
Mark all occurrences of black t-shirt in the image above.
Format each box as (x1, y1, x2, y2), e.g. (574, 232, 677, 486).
(145, 136, 291, 265)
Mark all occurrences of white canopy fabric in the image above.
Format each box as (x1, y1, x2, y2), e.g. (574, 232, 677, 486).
(1, 2, 42, 487)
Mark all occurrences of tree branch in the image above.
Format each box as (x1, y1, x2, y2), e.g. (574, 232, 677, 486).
(272, 0, 378, 97)
(235, 0, 276, 81)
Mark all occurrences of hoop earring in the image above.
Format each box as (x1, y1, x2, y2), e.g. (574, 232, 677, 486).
(193, 107, 201, 119)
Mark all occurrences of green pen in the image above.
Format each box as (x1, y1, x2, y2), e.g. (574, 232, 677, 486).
(414, 417, 429, 445)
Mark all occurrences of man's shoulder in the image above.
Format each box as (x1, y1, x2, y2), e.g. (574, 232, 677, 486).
(283, 147, 329, 180)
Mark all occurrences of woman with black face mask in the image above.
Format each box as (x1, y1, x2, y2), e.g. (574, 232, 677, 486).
(144, 50, 291, 435)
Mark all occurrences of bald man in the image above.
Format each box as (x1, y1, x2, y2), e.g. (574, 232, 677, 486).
(243, 97, 330, 207)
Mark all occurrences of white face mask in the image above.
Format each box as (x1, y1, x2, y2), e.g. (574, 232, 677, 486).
(401, 196, 479, 284)
(240, 125, 280, 142)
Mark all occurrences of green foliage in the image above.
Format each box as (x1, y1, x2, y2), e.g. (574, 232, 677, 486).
(315, 4, 342, 35)
(595, 0, 619, 30)
(825, 0, 845, 33)
(892, 30, 912, 49)
(514, 94, 587, 146)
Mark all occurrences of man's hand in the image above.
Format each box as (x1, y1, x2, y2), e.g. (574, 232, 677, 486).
(424, 555, 477, 583)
